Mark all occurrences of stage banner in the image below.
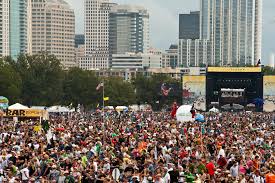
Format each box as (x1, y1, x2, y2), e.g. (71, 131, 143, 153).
(208, 67, 261, 73)
(263, 76, 275, 112)
(182, 76, 206, 111)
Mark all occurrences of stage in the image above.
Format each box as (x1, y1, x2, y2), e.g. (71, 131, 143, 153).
(206, 67, 263, 111)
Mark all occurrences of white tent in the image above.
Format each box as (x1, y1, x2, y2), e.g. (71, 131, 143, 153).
(47, 106, 74, 113)
(9, 103, 29, 110)
(105, 106, 114, 110)
(115, 106, 128, 112)
(209, 107, 219, 113)
(31, 106, 46, 110)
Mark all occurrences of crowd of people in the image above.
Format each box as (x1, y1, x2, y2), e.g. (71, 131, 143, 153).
(0, 110, 275, 182)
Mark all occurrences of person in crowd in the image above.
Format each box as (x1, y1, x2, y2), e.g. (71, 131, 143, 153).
(0, 110, 274, 182)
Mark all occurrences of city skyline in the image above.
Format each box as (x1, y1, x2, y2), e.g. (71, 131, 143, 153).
(67, 0, 275, 64)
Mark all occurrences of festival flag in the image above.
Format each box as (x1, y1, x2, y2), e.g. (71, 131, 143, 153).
(96, 82, 104, 90)
(104, 97, 109, 101)
(256, 59, 261, 67)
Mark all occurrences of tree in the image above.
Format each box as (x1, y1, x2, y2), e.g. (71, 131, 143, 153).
(9, 53, 64, 106)
(263, 66, 275, 75)
(0, 59, 22, 103)
(63, 68, 99, 109)
(133, 74, 182, 110)
(104, 77, 136, 107)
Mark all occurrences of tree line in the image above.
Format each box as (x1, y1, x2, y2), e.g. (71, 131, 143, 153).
(0, 53, 182, 110)
(1, 53, 274, 110)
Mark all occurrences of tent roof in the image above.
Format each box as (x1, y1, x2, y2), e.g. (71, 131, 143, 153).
(47, 106, 74, 113)
(9, 103, 29, 110)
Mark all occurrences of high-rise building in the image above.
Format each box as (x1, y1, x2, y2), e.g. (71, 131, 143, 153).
(179, 11, 200, 40)
(75, 45, 85, 66)
(111, 52, 162, 70)
(178, 11, 210, 67)
(162, 44, 178, 68)
(75, 34, 85, 48)
(179, 39, 211, 67)
(82, 0, 117, 70)
(109, 5, 149, 55)
(32, 0, 75, 68)
(0, 0, 32, 59)
(200, 0, 262, 66)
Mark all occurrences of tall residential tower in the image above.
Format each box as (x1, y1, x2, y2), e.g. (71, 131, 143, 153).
(0, 0, 32, 59)
(109, 5, 149, 55)
(31, 0, 75, 68)
(178, 11, 211, 67)
(81, 0, 117, 70)
(200, 0, 262, 66)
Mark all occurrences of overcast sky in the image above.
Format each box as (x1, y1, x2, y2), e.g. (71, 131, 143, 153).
(66, 0, 275, 64)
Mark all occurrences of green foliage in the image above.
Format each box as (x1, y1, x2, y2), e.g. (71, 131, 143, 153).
(262, 66, 275, 75)
(104, 77, 136, 107)
(133, 74, 182, 110)
(1, 53, 185, 109)
(10, 54, 64, 106)
(0, 59, 22, 103)
(63, 68, 99, 108)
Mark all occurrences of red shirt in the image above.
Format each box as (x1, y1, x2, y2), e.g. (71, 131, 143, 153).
(206, 162, 215, 175)
(266, 173, 275, 183)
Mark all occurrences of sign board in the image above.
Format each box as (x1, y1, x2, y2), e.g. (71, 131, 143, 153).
(5, 109, 43, 117)
(208, 67, 262, 73)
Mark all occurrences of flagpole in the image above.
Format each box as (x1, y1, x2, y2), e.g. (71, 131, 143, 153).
(103, 80, 105, 116)
(102, 80, 105, 145)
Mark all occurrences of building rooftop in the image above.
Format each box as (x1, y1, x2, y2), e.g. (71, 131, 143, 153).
(110, 4, 148, 15)
(47, 0, 71, 8)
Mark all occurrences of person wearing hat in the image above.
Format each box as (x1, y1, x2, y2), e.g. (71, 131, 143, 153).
(48, 164, 60, 182)
(162, 167, 170, 183)
(103, 158, 110, 174)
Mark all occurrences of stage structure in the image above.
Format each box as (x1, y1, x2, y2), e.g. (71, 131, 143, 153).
(206, 67, 263, 111)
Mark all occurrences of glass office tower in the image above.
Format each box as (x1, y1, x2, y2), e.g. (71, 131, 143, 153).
(0, 0, 31, 59)
(200, 0, 262, 66)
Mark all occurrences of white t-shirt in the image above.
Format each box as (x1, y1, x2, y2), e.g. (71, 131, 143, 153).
(93, 161, 98, 172)
(252, 175, 264, 183)
(20, 168, 29, 181)
(163, 172, 170, 183)
(218, 149, 226, 158)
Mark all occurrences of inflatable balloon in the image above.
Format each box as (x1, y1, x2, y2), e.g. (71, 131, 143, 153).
(176, 105, 194, 122)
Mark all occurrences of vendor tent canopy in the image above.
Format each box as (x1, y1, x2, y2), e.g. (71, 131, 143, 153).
(9, 103, 29, 110)
(209, 107, 219, 113)
(47, 106, 74, 113)
(115, 106, 128, 111)
(31, 106, 47, 110)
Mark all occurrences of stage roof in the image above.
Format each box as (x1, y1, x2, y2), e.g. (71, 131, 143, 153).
(208, 67, 262, 73)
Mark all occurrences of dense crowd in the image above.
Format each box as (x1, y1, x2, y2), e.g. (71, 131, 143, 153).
(0, 110, 275, 183)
